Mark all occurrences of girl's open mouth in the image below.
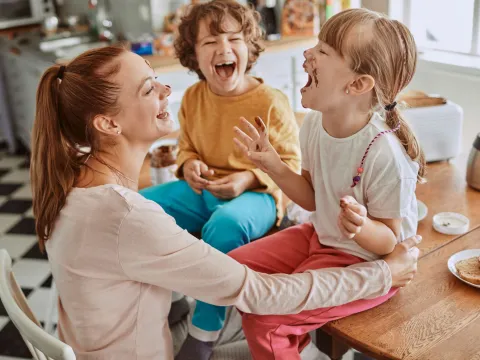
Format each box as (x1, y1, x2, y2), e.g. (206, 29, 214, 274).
(215, 61, 236, 79)
(305, 74, 313, 88)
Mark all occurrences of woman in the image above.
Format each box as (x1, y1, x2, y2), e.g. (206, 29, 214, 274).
(30, 46, 420, 360)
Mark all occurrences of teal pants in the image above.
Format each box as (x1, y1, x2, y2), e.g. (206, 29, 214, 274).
(140, 180, 276, 337)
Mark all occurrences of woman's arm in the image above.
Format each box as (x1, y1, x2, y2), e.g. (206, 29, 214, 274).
(117, 203, 420, 315)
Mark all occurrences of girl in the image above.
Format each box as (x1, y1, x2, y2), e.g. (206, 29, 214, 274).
(233, 8, 425, 359)
(30, 45, 421, 360)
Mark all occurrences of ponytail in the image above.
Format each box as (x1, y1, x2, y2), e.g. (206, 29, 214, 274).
(30, 45, 126, 251)
(31, 66, 78, 250)
(385, 107, 426, 183)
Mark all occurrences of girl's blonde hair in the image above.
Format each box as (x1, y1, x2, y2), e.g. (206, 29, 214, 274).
(320, 8, 426, 182)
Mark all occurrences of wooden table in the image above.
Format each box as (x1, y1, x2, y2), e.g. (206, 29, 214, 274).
(319, 156, 480, 360)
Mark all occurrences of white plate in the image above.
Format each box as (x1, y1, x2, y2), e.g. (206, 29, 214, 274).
(149, 137, 178, 154)
(417, 200, 428, 221)
(447, 249, 480, 289)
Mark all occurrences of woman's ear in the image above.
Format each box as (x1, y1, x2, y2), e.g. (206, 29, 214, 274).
(92, 115, 121, 136)
(349, 74, 375, 96)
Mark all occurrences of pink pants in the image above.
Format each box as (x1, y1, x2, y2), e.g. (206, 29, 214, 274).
(228, 223, 397, 360)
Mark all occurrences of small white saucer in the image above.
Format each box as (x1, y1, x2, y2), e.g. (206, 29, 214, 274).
(433, 212, 470, 235)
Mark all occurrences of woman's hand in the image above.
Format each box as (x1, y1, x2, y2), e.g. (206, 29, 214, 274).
(383, 235, 422, 288)
(183, 159, 214, 194)
(233, 116, 284, 176)
(206, 171, 259, 200)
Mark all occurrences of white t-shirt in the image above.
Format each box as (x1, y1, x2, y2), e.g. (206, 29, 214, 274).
(299, 111, 419, 261)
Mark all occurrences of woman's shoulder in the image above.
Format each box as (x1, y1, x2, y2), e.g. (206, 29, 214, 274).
(68, 184, 163, 215)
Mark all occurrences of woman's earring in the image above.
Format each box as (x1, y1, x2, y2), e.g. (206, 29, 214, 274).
(345, 88, 350, 94)
(117, 130, 121, 135)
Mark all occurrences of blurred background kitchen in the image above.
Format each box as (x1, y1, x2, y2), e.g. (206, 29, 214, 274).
(1, 0, 478, 159)
(0, 0, 363, 155)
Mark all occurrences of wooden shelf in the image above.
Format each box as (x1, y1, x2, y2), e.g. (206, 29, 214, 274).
(146, 36, 317, 73)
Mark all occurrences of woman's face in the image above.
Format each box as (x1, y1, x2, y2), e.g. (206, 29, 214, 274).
(111, 51, 173, 146)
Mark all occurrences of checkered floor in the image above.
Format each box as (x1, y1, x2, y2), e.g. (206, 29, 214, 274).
(0, 152, 55, 359)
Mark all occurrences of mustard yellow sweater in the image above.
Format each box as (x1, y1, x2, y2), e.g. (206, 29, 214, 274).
(176, 78, 301, 222)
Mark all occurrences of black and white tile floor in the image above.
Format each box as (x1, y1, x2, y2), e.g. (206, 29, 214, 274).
(0, 152, 57, 359)
(0, 151, 369, 360)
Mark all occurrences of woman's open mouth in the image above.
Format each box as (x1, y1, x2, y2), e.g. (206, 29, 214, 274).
(215, 61, 236, 79)
(157, 110, 169, 120)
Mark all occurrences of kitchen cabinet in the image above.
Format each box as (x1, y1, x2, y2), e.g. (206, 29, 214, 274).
(1, 47, 50, 150)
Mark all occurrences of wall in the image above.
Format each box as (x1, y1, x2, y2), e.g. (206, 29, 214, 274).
(361, 0, 479, 155)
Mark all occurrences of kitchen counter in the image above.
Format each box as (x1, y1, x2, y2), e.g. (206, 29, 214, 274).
(54, 36, 316, 72)
(146, 36, 317, 73)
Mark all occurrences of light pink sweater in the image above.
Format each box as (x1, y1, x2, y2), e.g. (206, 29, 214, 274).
(46, 184, 392, 360)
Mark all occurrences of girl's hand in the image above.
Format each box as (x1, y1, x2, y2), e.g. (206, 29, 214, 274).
(338, 196, 367, 239)
(233, 116, 284, 176)
(183, 159, 214, 195)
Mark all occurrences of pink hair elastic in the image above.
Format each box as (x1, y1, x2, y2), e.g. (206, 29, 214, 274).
(351, 102, 399, 188)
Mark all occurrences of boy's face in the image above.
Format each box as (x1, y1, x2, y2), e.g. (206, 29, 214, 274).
(301, 40, 354, 112)
(195, 16, 249, 96)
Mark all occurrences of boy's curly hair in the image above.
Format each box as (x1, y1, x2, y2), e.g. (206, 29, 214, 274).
(174, 0, 265, 80)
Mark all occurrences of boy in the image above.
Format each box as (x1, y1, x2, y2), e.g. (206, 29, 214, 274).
(140, 1, 300, 358)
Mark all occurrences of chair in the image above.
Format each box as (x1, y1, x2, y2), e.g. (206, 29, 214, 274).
(0, 249, 76, 360)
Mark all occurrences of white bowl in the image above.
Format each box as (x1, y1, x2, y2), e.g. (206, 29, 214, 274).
(417, 200, 428, 221)
(433, 212, 469, 235)
(447, 249, 480, 289)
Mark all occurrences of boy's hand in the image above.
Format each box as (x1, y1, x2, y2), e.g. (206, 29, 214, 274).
(206, 171, 258, 200)
(183, 159, 214, 195)
(338, 196, 367, 239)
(234, 116, 284, 176)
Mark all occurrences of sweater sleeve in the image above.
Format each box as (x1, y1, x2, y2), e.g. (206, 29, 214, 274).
(117, 200, 392, 314)
(250, 93, 301, 191)
(175, 97, 200, 178)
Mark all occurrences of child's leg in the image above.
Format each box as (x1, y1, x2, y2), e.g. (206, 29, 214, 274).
(189, 191, 277, 343)
(139, 180, 210, 233)
(233, 237, 397, 360)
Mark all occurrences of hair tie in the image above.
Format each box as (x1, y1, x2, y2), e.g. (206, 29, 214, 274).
(384, 101, 397, 111)
(57, 65, 66, 80)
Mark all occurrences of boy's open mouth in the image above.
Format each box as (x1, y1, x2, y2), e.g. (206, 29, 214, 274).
(215, 61, 236, 79)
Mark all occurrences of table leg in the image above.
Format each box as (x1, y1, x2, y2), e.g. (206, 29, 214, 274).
(316, 328, 350, 360)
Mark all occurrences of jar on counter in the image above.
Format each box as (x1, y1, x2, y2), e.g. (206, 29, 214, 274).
(150, 142, 178, 185)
